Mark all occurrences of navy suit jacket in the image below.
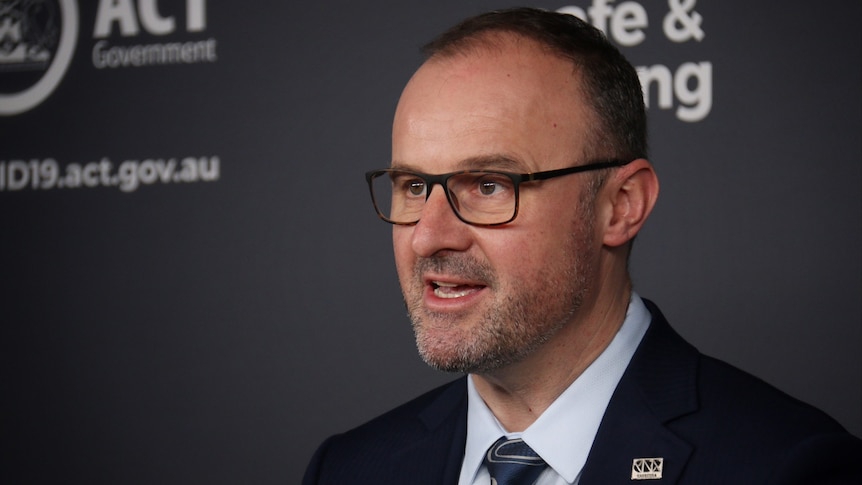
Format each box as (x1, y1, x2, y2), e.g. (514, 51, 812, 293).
(303, 301, 862, 484)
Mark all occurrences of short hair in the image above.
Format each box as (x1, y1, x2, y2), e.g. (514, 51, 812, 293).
(422, 7, 647, 162)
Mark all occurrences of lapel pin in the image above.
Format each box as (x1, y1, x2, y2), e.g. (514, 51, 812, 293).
(631, 457, 663, 480)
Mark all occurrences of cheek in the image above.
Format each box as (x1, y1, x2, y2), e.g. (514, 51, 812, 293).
(487, 218, 581, 277)
(392, 228, 414, 275)
(478, 231, 544, 279)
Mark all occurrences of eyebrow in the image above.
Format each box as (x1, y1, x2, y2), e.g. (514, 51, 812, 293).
(391, 154, 529, 173)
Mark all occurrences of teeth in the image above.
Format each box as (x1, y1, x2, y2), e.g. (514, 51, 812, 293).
(434, 287, 472, 299)
(432, 281, 474, 299)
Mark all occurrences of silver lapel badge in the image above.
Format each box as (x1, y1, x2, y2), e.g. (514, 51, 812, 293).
(631, 457, 663, 480)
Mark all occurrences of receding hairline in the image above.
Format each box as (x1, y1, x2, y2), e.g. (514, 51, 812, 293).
(418, 8, 648, 163)
(424, 29, 577, 64)
(417, 30, 604, 162)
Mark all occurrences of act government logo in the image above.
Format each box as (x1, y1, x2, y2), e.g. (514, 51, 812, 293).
(0, 0, 78, 116)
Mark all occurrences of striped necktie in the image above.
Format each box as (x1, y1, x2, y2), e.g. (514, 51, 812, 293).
(484, 437, 548, 485)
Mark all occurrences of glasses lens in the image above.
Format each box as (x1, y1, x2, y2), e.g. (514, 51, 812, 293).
(447, 172, 517, 225)
(369, 170, 518, 225)
(371, 171, 425, 224)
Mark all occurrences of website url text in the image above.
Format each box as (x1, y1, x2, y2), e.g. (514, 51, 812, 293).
(0, 156, 220, 193)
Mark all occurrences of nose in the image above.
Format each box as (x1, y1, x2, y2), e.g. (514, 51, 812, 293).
(408, 184, 472, 257)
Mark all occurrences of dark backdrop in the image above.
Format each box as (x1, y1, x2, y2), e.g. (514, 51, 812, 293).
(1, 1, 859, 484)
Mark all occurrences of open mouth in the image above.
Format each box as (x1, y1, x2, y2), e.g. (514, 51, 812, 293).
(431, 280, 485, 299)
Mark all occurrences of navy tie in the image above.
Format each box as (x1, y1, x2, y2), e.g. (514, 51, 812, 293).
(484, 437, 548, 485)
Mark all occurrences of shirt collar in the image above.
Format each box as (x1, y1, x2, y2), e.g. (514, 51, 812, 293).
(459, 292, 651, 484)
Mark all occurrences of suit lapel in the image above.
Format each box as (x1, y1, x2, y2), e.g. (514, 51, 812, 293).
(580, 301, 699, 484)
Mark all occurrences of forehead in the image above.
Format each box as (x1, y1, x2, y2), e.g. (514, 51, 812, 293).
(392, 36, 593, 173)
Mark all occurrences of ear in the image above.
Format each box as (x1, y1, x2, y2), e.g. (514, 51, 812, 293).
(601, 158, 659, 248)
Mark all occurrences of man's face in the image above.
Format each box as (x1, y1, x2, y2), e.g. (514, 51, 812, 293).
(391, 38, 604, 374)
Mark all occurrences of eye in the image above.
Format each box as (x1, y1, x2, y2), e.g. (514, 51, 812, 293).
(407, 180, 426, 196)
(391, 175, 426, 198)
(479, 179, 501, 195)
(389, 172, 427, 199)
(475, 174, 512, 196)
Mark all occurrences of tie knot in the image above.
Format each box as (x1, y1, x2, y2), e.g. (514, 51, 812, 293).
(484, 437, 547, 485)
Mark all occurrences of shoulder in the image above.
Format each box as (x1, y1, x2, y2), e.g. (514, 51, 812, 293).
(302, 377, 467, 485)
(639, 299, 849, 435)
(330, 376, 465, 446)
(676, 353, 861, 482)
(688, 352, 849, 439)
(636, 301, 861, 482)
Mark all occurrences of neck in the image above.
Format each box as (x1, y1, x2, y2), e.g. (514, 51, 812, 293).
(472, 276, 632, 432)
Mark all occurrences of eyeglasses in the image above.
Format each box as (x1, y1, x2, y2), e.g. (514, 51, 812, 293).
(365, 159, 631, 226)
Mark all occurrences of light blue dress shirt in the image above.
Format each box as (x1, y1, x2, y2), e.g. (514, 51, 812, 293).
(458, 292, 651, 485)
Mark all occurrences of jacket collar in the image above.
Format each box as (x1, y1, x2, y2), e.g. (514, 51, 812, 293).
(580, 300, 699, 483)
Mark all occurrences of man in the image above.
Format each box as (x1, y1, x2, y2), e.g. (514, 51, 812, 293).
(303, 7, 860, 484)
